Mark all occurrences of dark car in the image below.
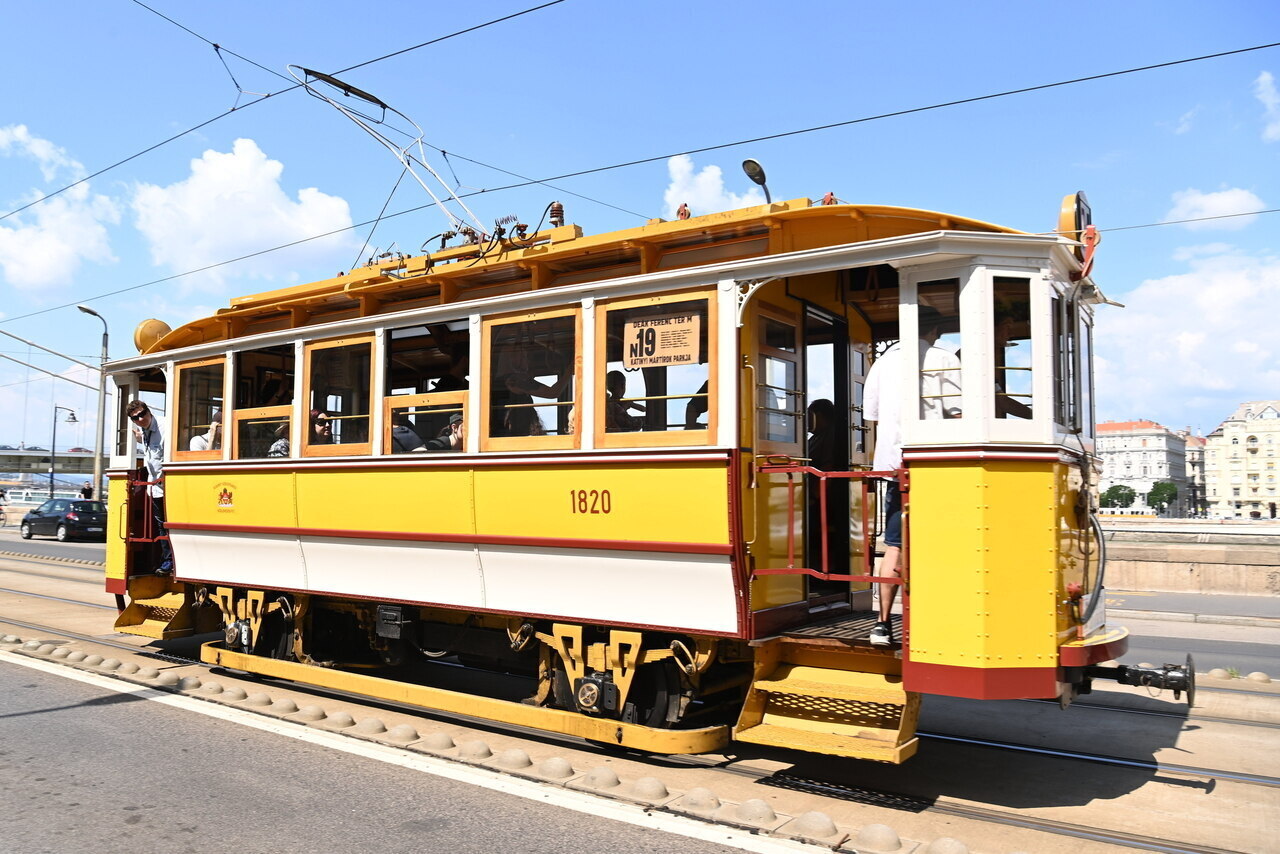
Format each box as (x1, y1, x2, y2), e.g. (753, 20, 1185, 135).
(21, 499, 107, 542)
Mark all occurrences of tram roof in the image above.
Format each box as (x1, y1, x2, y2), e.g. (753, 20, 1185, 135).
(138, 199, 1026, 356)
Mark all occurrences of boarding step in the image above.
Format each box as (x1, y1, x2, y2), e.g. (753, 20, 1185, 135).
(735, 662, 920, 763)
(114, 590, 194, 640)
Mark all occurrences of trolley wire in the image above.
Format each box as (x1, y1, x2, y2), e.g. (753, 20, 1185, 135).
(0, 0, 572, 225)
(3, 39, 1279, 323)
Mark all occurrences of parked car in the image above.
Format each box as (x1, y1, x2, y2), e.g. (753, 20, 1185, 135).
(20, 499, 107, 542)
(67, 447, 92, 453)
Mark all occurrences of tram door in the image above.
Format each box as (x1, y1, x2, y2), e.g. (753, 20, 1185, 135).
(803, 308, 852, 601)
(748, 304, 807, 610)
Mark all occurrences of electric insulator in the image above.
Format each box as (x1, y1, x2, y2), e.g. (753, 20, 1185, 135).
(822, 192, 837, 206)
(677, 203, 691, 220)
(549, 202, 564, 227)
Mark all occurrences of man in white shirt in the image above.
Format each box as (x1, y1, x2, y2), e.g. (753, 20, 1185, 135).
(862, 306, 961, 646)
(128, 400, 174, 575)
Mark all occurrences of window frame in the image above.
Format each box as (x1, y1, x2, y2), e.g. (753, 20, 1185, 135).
(593, 289, 717, 449)
(382, 390, 467, 454)
(480, 307, 582, 452)
(171, 355, 227, 462)
(302, 334, 376, 457)
(231, 404, 293, 460)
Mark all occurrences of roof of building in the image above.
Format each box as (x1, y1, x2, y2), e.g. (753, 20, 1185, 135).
(1097, 419, 1166, 433)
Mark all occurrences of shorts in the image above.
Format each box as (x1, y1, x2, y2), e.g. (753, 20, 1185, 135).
(883, 481, 902, 549)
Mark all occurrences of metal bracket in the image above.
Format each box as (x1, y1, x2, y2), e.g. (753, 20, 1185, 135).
(735, 277, 778, 327)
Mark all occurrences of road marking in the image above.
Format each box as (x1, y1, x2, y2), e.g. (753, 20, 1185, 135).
(0, 649, 821, 854)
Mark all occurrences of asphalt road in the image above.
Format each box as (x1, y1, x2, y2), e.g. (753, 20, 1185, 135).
(0, 660, 743, 854)
(0, 525, 105, 562)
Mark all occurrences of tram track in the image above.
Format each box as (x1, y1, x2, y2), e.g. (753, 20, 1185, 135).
(2, 615, 1274, 854)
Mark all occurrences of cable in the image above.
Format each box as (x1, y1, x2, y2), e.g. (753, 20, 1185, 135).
(352, 167, 410, 270)
(6, 39, 1280, 322)
(466, 40, 1280, 196)
(0, 0, 574, 224)
(128, 0, 292, 84)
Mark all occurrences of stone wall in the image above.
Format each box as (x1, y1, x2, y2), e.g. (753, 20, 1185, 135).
(1102, 531, 1280, 596)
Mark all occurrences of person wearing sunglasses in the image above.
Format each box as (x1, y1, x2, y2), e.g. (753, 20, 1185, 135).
(126, 400, 173, 575)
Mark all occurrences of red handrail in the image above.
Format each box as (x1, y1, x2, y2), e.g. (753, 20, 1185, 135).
(751, 461, 908, 587)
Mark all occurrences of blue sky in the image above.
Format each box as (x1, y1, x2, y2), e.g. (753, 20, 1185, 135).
(1, 0, 1278, 453)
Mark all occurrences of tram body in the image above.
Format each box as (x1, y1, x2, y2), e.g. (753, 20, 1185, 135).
(102, 195, 1155, 763)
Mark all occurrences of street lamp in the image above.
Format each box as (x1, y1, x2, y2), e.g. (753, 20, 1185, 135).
(50, 405, 78, 498)
(77, 305, 109, 500)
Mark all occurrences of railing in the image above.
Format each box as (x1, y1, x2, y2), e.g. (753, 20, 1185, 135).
(123, 470, 171, 576)
(751, 458, 908, 589)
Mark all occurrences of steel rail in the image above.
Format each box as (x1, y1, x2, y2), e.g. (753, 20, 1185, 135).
(0, 586, 116, 610)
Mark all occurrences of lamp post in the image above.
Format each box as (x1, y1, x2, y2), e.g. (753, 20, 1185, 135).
(50, 405, 78, 498)
(77, 305, 109, 500)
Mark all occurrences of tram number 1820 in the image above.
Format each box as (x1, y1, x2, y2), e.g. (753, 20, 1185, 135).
(569, 489, 612, 515)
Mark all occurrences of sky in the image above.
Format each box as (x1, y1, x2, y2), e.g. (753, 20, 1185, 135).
(1, 0, 1278, 457)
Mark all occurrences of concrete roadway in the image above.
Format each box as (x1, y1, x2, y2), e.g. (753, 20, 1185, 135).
(0, 659, 748, 854)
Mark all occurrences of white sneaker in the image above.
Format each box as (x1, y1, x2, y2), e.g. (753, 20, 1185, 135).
(869, 621, 893, 647)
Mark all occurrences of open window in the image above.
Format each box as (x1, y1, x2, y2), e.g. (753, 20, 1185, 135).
(992, 277, 1033, 420)
(596, 292, 714, 447)
(231, 343, 294, 459)
(916, 279, 963, 420)
(482, 309, 579, 451)
(383, 321, 469, 454)
(304, 335, 374, 456)
(172, 357, 225, 460)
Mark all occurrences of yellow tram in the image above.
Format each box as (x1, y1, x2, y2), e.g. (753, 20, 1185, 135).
(103, 192, 1190, 763)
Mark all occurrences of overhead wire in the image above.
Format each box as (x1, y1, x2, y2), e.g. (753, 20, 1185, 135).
(3, 35, 1278, 323)
(0, 0, 573, 224)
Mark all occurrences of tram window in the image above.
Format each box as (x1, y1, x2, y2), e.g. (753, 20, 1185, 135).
(1052, 294, 1081, 430)
(484, 311, 578, 449)
(598, 295, 712, 443)
(173, 358, 225, 459)
(386, 392, 465, 453)
(385, 322, 469, 396)
(917, 280, 962, 419)
(235, 410, 291, 459)
(992, 278, 1033, 420)
(230, 344, 294, 459)
(304, 336, 373, 455)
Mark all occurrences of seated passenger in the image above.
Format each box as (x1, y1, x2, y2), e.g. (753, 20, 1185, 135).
(189, 409, 223, 451)
(493, 344, 568, 436)
(420, 413, 463, 451)
(391, 413, 425, 453)
(605, 370, 644, 432)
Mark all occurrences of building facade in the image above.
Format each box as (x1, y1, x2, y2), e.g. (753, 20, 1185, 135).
(1204, 401, 1280, 519)
(1097, 419, 1188, 515)
(1176, 429, 1207, 516)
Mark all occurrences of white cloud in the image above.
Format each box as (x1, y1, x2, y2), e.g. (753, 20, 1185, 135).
(1254, 71, 1280, 142)
(1172, 242, 1233, 261)
(0, 125, 120, 290)
(662, 155, 766, 220)
(131, 138, 357, 292)
(1095, 246, 1280, 429)
(1163, 187, 1264, 230)
(0, 124, 84, 181)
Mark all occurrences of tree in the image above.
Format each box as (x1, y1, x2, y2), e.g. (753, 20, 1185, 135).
(1147, 481, 1179, 514)
(1101, 484, 1136, 508)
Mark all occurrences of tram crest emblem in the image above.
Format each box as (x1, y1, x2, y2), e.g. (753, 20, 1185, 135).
(215, 482, 235, 511)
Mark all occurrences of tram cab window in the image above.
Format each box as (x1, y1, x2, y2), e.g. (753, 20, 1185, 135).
(992, 277, 1033, 420)
(173, 357, 225, 459)
(231, 344, 294, 459)
(917, 280, 963, 420)
(483, 311, 578, 450)
(1052, 293, 1094, 434)
(304, 336, 374, 456)
(597, 294, 713, 446)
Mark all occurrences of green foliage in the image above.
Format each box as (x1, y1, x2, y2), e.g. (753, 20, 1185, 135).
(1101, 484, 1136, 508)
(1147, 481, 1179, 511)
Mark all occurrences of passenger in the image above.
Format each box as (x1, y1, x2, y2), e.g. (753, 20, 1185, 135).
(390, 412, 425, 453)
(258, 378, 290, 408)
(862, 306, 961, 647)
(432, 342, 470, 392)
(80, 481, 94, 500)
(126, 400, 173, 576)
(189, 409, 223, 451)
(684, 380, 709, 430)
(310, 409, 333, 444)
(266, 421, 290, 457)
(805, 398, 842, 573)
(492, 341, 568, 436)
(605, 370, 644, 432)
(421, 413, 464, 451)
